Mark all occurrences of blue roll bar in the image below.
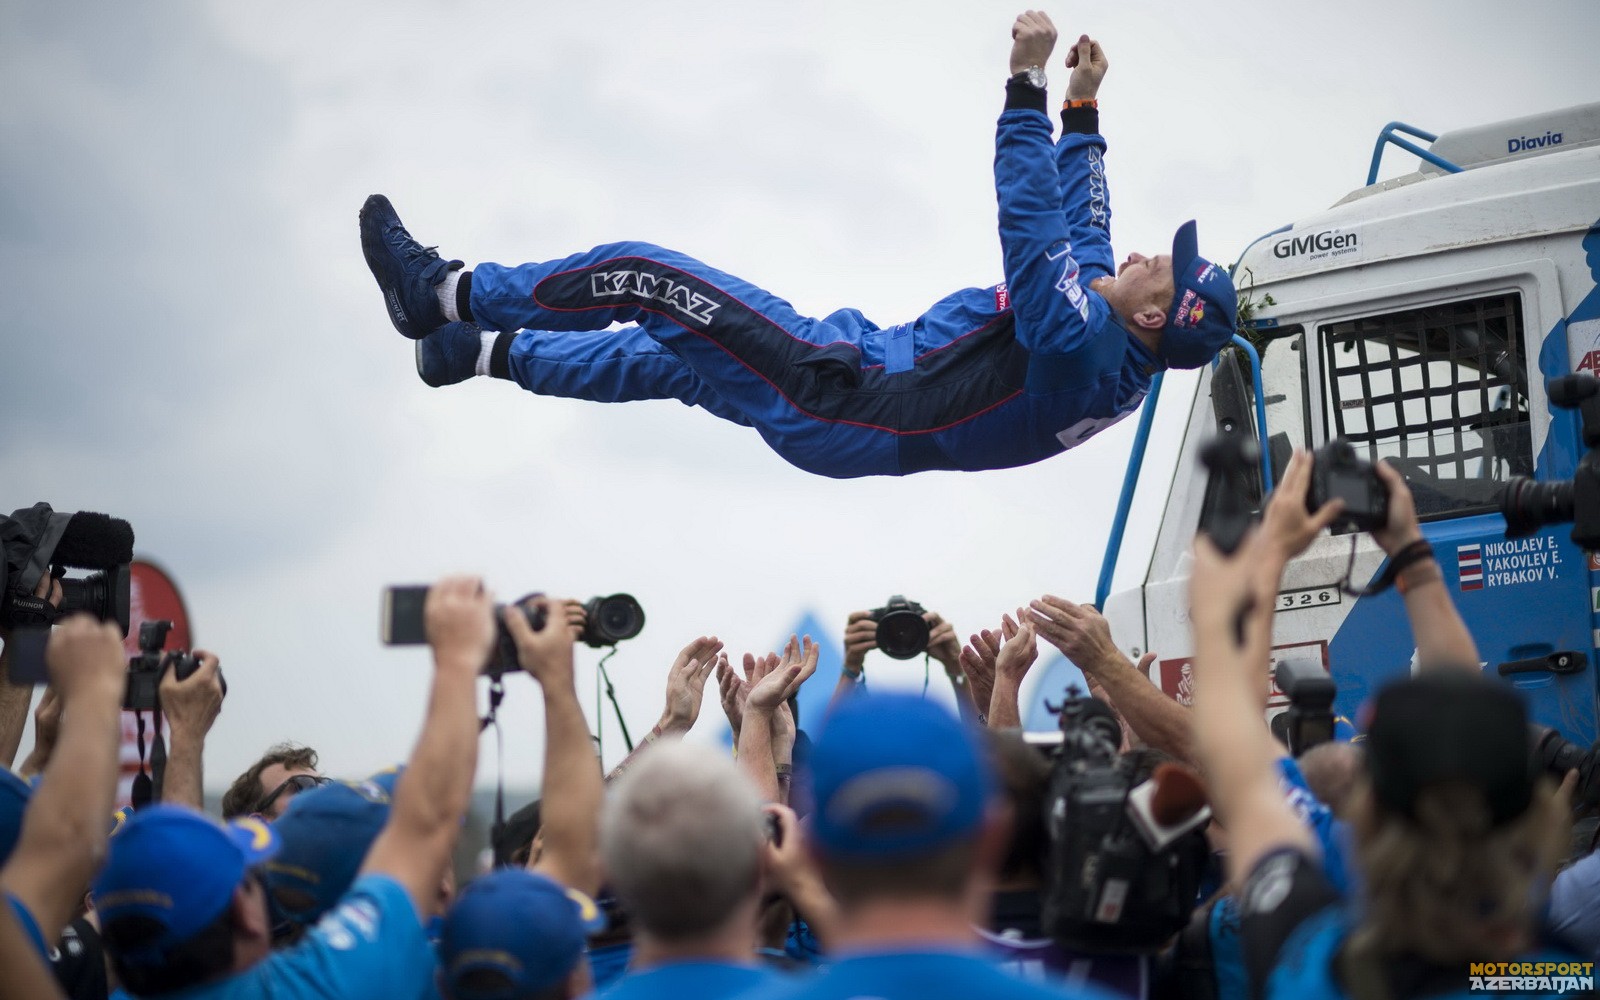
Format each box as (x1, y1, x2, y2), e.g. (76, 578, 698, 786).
(1366, 121, 1463, 186)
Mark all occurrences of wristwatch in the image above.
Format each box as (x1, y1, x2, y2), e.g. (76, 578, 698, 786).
(1012, 66, 1047, 89)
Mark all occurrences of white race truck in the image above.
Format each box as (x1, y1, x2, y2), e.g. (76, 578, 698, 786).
(1092, 104, 1600, 747)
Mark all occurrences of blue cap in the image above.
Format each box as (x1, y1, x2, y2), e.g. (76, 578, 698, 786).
(263, 779, 391, 926)
(0, 768, 32, 866)
(439, 869, 602, 1000)
(809, 692, 993, 859)
(92, 805, 278, 964)
(1160, 221, 1238, 369)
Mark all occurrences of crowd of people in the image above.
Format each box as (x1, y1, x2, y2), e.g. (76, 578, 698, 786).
(3, 453, 1599, 1000)
(5, 9, 1600, 1000)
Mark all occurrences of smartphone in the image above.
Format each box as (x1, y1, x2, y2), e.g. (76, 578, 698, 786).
(380, 585, 431, 646)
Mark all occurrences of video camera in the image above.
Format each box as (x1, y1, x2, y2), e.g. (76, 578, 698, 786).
(1028, 690, 1211, 954)
(380, 585, 645, 677)
(1, 503, 134, 684)
(1502, 374, 1600, 550)
(868, 595, 928, 660)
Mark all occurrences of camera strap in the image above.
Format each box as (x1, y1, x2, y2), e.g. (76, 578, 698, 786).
(1338, 537, 1434, 597)
(480, 677, 507, 856)
(595, 648, 633, 754)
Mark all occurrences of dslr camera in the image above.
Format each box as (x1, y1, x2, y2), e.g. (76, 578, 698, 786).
(124, 620, 216, 713)
(868, 595, 928, 660)
(1530, 725, 1600, 813)
(1, 503, 135, 684)
(1305, 439, 1389, 533)
(1501, 374, 1600, 550)
(1029, 691, 1211, 953)
(381, 586, 645, 677)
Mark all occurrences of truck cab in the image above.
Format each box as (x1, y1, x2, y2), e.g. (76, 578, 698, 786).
(1100, 103, 1600, 745)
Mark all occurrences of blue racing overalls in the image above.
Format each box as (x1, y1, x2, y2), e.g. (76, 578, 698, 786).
(467, 84, 1159, 478)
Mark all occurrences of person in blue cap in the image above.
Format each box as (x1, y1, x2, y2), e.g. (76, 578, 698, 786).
(436, 868, 605, 1000)
(748, 690, 1118, 1000)
(358, 11, 1237, 480)
(92, 574, 503, 999)
(263, 777, 400, 943)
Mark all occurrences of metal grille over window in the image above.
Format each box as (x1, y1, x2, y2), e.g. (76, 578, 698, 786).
(1321, 293, 1531, 521)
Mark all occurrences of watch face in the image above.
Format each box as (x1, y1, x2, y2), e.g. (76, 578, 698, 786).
(1026, 67, 1047, 89)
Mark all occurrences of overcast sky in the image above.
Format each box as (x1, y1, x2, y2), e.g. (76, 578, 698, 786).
(4, 0, 1598, 791)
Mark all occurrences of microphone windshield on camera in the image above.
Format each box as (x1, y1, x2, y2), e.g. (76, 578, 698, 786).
(52, 513, 135, 567)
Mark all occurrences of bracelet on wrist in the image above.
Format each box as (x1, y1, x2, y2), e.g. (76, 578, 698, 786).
(1063, 97, 1097, 109)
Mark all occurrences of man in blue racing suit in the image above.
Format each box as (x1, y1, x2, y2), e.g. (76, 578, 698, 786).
(361, 10, 1238, 479)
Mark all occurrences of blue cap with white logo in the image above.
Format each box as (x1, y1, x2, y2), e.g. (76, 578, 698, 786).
(264, 779, 392, 926)
(1160, 220, 1238, 370)
(809, 692, 994, 859)
(439, 869, 603, 1000)
(92, 805, 279, 965)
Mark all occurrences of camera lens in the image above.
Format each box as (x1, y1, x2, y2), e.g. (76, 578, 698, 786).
(874, 609, 929, 660)
(582, 594, 645, 648)
(1501, 477, 1573, 539)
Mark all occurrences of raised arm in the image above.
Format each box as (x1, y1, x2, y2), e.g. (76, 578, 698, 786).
(1029, 597, 1194, 761)
(360, 575, 492, 916)
(505, 597, 605, 897)
(739, 637, 817, 802)
(158, 651, 225, 810)
(1052, 33, 1114, 277)
(605, 635, 722, 781)
(0, 616, 126, 948)
(1372, 461, 1479, 671)
(986, 611, 1039, 730)
(1189, 531, 1318, 887)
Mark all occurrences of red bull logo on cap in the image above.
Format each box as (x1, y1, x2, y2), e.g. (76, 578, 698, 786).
(1174, 289, 1204, 328)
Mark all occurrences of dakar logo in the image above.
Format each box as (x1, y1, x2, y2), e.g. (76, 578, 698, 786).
(590, 270, 721, 326)
(1272, 229, 1359, 260)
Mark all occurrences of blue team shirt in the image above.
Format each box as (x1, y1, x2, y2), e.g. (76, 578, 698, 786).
(598, 960, 779, 1000)
(750, 949, 1118, 1000)
(169, 873, 432, 1000)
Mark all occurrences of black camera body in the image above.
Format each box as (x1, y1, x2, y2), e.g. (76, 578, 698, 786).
(1274, 656, 1337, 757)
(1531, 725, 1600, 813)
(124, 620, 209, 713)
(1502, 374, 1600, 550)
(869, 595, 928, 660)
(1307, 439, 1390, 533)
(1036, 693, 1210, 954)
(1, 504, 135, 684)
(1198, 435, 1262, 556)
(381, 586, 645, 677)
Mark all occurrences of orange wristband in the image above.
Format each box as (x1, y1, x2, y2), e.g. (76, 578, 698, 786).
(1063, 98, 1098, 110)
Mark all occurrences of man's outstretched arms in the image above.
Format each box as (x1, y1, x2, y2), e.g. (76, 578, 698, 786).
(994, 12, 1111, 360)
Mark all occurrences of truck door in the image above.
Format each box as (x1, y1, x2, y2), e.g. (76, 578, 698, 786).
(1255, 289, 1596, 743)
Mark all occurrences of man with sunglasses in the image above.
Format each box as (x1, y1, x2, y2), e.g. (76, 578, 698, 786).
(220, 744, 328, 821)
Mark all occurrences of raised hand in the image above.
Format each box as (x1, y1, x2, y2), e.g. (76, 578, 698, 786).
(924, 611, 962, 668)
(1063, 33, 1108, 100)
(841, 611, 877, 677)
(660, 635, 723, 734)
(502, 595, 575, 687)
(715, 653, 746, 740)
(1260, 451, 1344, 564)
(994, 611, 1039, 689)
(749, 636, 818, 711)
(1028, 596, 1119, 673)
(424, 576, 497, 674)
(1009, 10, 1059, 76)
